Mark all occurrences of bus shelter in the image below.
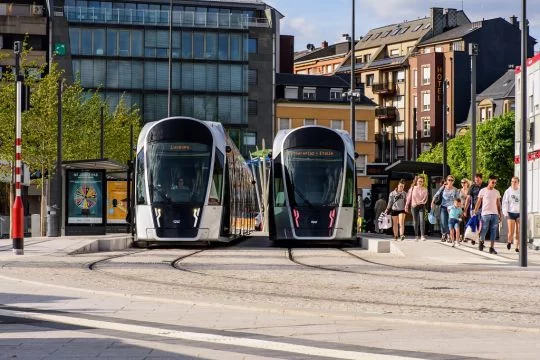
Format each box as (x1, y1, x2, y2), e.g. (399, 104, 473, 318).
(60, 159, 130, 236)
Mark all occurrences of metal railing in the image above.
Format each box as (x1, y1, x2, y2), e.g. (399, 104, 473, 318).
(371, 82, 397, 94)
(375, 106, 397, 119)
(62, 6, 250, 29)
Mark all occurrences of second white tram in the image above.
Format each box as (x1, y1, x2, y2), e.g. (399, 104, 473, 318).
(268, 126, 357, 243)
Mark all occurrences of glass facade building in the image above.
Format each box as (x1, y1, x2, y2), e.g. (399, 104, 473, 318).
(61, 0, 280, 142)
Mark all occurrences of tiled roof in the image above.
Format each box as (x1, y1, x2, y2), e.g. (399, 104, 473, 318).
(477, 69, 516, 101)
(355, 17, 432, 50)
(418, 22, 477, 46)
(276, 73, 350, 87)
(295, 41, 353, 62)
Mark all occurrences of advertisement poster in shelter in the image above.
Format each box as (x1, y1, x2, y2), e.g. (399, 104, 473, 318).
(66, 170, 105, 224)
(107, 181, 127, 224)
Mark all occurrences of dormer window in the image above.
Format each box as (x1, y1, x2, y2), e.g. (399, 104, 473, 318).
(303, 87, 316, 100)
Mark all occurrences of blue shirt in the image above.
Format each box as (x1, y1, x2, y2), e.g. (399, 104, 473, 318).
(448, 205, 463, 220)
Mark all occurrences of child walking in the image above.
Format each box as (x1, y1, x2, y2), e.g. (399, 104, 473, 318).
(448, 198, 464, 247)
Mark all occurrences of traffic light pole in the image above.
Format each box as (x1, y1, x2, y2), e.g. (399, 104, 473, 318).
(12, 41, 24, 255)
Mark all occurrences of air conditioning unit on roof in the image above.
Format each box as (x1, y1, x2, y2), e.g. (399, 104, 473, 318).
(32, 5, 43, 16)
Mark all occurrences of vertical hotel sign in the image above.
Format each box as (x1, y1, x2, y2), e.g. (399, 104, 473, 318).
(66, 170, 105, 225)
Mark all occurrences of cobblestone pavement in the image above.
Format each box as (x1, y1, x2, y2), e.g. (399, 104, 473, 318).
(0, 235, 540, 359)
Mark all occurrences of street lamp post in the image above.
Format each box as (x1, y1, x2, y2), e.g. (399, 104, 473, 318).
(469, 43, 478, 179)
(519, 0, 528, 267)
(350, 0, 356, 148)
(442, 79, 448, 179)
(167, 0, 173, 117)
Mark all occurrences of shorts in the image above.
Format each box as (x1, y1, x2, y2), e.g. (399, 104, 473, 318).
(448, 218, 461, 230)
(391, 210, 405, 217)
(508, 212, 520, 220)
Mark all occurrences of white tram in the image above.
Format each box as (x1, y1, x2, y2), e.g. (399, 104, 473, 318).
(133, 117, 259, 246)
(268, 126, 357, 243)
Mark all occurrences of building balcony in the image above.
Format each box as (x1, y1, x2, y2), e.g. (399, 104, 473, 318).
(375, 106, 397, 122)
(63, 6, 249, 29)
(371, 82, 397, 95)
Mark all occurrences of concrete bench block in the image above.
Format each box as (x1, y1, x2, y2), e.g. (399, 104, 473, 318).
(361, 238, 390, 253)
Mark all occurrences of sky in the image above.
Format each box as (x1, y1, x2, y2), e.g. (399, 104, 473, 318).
(264, 0, 540, 52)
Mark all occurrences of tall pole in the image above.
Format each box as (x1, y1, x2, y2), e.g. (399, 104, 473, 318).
(52, 79, 64, 238)
(167, 0, 173, 117)
(350, 0, 356, 147)
(442, 80, 448, 179)
(100, 106, 104, 159)
(469, 43, 478, 179)
(519, 0, 528, 267)
(12, 41, 24, 255)
(412, 107, 417, 160)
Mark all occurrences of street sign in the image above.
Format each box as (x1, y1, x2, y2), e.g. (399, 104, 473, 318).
(54, 43, 66, 56)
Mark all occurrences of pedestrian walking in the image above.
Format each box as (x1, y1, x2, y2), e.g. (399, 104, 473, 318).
(405, 176, 428, 241)
(386, 179, 408, 241)
(373, 194, 387, 233)
(502, 176, 520, 252)
(464, 173, 484, 245)
(448, 198, 464, 247)
(432, 175, 460, 242)
(473, 175, 502, 254)
(459, 178, 471, 241)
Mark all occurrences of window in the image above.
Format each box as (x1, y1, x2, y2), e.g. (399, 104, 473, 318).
(243, 132, 256, 146)
(435, 46, 443, 53)
(422, 91, 430, 111)
(423, 47, 432, 54)
(399, 26, 410, 34)
(331, 120, 343, 130)
(355, 121, 367, 141)
(422, 117, 431, 137)
(390, 49, 400, 57)
(278, 118, 291, 130)
(381, 30, 391, 38)
(303, 87, 316, 100)
(248, 69, 257, 85)
(452, 41, 465, 52)
(366, 74, 374, 86)
(413, 69, 418, 88)
(247, 38, 257, 53)
(330, 88, 343, 100)
(480, 107, 487, 122)
(248, 100, 257, 116)
(422, 65, 431, 85)
(363, 54, 371, 63)
(394, 95, 404, 109)
(285, 86, 298, 99)
(355, 155, 367, 175)
(421, 142, 431, 153)
(413, 95, 418, 109)
(396, 70, 405, 82)
(304, 118, 316, 126)
(412, 24, 422, 32)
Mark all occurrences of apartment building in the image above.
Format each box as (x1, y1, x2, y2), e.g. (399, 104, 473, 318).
(476, 68, 516, 122)
(275, 73, 377, 190)
(0, 1, 51, 73)
(410, 16, 535, 156)
(339, 7, 470, 163)
(294, 40, 351, 76)
(515, 52, 540, 247)
(52, 0, 283, 156)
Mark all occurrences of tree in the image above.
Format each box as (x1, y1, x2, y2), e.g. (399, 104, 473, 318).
(418, 112, 515, 191)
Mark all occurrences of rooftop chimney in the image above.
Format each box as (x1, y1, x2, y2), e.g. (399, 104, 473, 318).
(510, 15, 519, 27)
(321, 40, 329, 49)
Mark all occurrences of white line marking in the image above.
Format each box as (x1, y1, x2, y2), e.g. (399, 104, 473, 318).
(0, 308, 417, 360)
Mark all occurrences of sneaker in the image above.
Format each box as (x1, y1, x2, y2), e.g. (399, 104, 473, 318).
(479, 241, 485, 251)
(506, 243, 511, 250)
(415, 237, 419, 242)
(471, 240, 476, 245)
(452, 242, 455, 247)
(489, 247, 497, 255)
(400, 235, 405, 241)
(441, 235, 446, 242)
(515, 248, 520, 253)
(420, 236, 426, 241)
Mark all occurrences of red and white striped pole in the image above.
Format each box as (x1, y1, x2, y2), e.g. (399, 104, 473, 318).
(12, 41, 24, 255)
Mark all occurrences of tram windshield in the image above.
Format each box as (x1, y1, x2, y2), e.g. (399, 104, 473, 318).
(282, 148, 344, 207)
(147, 142, 211, 204)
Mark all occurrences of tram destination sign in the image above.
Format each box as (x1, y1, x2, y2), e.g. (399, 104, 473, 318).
(289, 149, 340, 158)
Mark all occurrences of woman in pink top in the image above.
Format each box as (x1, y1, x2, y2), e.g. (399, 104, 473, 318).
(405, 177, 428, 241)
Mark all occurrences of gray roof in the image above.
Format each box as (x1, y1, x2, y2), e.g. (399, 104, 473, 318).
(477, 69, 516, 101)
(276, 73, 350, 87)
(355, 17, 433, 50)
(419, 22, 477, 46)
(295, 41, 352, 62)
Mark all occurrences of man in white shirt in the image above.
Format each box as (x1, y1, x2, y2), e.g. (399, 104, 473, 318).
(473, 175, 502, 254)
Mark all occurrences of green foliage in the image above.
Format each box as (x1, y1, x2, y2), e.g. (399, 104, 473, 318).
(418, 112, 515, 191)
(0, 45, 142, 187)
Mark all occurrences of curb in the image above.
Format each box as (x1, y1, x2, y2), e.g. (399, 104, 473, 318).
(68, 235, 133, 255)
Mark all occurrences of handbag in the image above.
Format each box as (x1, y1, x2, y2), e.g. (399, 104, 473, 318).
(428, 209, 437, 225)
(464, 225, 479, 242)
(378, 213, 392, 230)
